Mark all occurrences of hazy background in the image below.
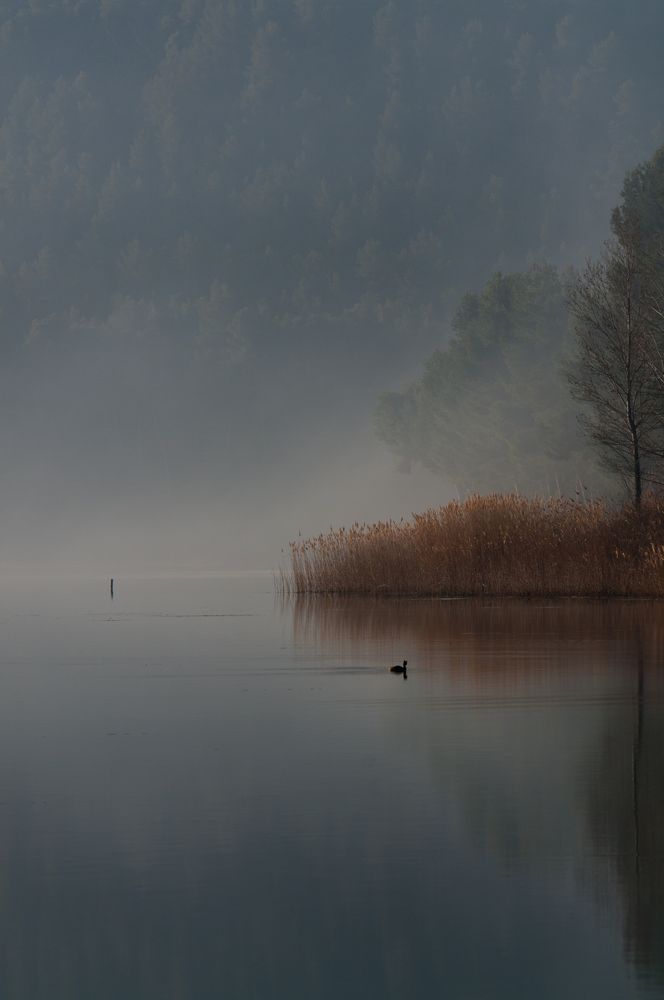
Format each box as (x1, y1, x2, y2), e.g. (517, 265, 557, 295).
(0, 0, 663, 571)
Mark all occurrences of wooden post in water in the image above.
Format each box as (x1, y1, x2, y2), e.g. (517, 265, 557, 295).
(110, 577, 114, 598)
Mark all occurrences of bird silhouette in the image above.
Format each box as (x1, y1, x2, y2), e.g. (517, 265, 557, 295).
(390, 659, 408, 675)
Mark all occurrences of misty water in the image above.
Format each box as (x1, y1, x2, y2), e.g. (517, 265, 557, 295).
(1, 575, 663, 999)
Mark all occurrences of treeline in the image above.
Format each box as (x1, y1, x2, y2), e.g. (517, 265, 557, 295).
(376, 146, 664, 499)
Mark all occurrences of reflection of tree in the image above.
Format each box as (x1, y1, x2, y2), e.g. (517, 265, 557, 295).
(633, 642, 644, 884)
(291, 595, 664, 984)
(591, 633, 664, 983)
(585, 632, 664, 988)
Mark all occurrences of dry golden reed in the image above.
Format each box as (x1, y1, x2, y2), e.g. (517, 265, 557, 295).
(284, 494, 664, 597)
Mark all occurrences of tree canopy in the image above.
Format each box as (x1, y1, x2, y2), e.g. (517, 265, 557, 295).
(375, 265, 599, 494)
(376, 145, 664, 497)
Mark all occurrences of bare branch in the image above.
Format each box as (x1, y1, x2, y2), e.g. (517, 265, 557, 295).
(566, 228, 664, 504)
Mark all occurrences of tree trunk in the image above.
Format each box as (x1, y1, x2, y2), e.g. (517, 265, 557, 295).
(632, 428, 642, 507)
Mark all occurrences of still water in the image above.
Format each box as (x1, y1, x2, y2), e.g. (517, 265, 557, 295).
(0, 575, 662, 999)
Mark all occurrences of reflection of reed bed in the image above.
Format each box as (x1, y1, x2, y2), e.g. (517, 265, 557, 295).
(292, 594, 664, 647)
(291, 595, 664, 677)
(285, 495, 664, 597)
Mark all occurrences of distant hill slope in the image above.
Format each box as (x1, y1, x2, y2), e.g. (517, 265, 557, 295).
(0, 0, 662, 366)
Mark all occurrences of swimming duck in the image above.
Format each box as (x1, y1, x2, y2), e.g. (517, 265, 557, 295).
(390, 660, 408, 674)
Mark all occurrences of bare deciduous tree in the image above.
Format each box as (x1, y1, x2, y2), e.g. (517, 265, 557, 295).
(567, 223, 664, 505)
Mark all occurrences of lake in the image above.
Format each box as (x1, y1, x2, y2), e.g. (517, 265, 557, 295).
(0, 575, 662, 999)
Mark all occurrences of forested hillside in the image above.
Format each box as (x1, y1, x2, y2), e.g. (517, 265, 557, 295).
(0, 0, 663, 559)
(0, 0, 661, 354)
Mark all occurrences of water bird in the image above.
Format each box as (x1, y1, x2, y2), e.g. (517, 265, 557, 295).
(390, 660, 408, 674)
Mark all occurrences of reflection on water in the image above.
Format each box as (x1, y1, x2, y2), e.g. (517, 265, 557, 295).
(292, 595, 664, 673)
(0, 579, 662, 998)
(587, 640, 664, 991)
(293, 596, 664, 993)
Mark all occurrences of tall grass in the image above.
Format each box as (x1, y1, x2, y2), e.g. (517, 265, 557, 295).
(284, 494, 664, 597)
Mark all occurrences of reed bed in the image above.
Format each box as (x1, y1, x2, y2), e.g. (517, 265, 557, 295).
(284, 494, 664, 597)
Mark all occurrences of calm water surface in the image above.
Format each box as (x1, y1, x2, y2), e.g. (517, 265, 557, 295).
(0, 575, 662, 999)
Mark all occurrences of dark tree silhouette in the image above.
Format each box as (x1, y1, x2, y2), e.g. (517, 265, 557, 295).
(567, 223, 664, 504)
